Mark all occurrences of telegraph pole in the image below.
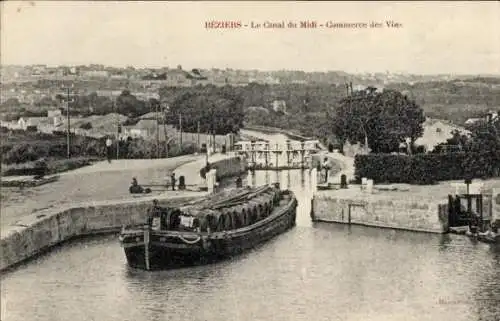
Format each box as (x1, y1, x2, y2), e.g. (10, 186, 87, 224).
(115, 97, 119, 160)
(66, 86, 71, 159)
(62, 84, 74, 159)
(162, 103, 168, 158)
(197, 120, 200, 153)
(155, 101, 160, 158)
(178, 113, 182, 149)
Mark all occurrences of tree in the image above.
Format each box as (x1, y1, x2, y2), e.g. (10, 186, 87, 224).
(331, 87, 425, 153)
(164, 85, 244, 135)
(116, 90, 147, 116)
(467, 120, 500, 176)
(35, 96, 57, 107)
(0, 98, 21, 108)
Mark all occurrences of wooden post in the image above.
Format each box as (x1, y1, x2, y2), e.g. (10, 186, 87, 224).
(144, 227, 150, 271)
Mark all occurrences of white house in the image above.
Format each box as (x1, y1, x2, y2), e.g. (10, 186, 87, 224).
(17, 117, 52, 131)
(272, 100, 287, 114)
(415, 118, 470, 152)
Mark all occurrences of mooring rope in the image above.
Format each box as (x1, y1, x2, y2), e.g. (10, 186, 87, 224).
(177, 235, 201, 244)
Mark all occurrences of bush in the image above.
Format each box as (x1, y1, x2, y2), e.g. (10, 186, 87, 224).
(79, 122, 92, 130)
(2, 157, 95, 176)
(354, 152, 495, 185)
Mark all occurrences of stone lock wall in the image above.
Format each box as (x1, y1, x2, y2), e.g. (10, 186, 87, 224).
(212, 157, 246, 180)
(312, 195, 449, 234)
(0, 195, 202, 272)
(0, 155, 245, 272)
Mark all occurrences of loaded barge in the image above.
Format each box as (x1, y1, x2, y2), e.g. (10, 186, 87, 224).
(119, 184, 297, 270)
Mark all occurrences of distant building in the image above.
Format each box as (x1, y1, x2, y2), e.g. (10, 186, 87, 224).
(465, 118, 483, 125)
(415, 118, 470, 152)
(246, 106, 269, 114)
(47, 109, 62, 118)
(465, 111, 499, 126)
(82, 70, 109, 78)
(272, 100, 287, 114)
(17, 117, 52, 131)
(486, 110, 499, 123)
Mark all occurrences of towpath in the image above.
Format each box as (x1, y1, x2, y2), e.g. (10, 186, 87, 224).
(1, 155, 201, 234)
(0, 152, 242, 236)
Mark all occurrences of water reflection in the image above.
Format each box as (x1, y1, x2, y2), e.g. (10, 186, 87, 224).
(2, 168, 499, 321)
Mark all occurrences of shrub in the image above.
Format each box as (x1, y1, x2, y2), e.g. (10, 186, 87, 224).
(79, 122, 92, 130)
(2, 157, 95, 176)
(354, 152, 496, 185)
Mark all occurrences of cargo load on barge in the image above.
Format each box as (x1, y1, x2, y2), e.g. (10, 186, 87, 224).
(119, 184, 298, 270)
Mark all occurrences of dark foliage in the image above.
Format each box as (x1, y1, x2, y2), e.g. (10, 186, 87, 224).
(162, 85, 244, 135)
(331, 88, 426, 153)
(354, 152, 498, 185)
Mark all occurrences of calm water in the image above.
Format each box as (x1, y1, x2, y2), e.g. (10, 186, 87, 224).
(2, 169, 499, 321)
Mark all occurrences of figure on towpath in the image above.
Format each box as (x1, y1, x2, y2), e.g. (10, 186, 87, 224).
(105, 136, 113, 163)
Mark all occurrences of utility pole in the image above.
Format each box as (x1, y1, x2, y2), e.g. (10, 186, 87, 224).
(178, 113, 182, 149)
(163, 103, 168, 158)
(155, 101, 160, 158)
(63, 84, 74, 159)
(210, 105, 215, 152)
(115, 97, 119, 159)
(197, 120, 200, 153)
(66, 86, 71, 159)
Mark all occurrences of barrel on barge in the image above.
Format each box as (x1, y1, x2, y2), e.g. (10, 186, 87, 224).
(119, 185, 298, 270)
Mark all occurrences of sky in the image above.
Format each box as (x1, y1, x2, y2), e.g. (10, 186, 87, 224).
(1, 1, 499, 75)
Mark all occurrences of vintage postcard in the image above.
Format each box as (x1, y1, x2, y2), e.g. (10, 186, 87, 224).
(1, 1, 499, 321)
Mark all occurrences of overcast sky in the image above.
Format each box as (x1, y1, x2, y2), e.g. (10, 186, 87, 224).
(1, 1, 499, 75)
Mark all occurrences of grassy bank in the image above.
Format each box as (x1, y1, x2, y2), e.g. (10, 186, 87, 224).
(0, 128, 198, 176)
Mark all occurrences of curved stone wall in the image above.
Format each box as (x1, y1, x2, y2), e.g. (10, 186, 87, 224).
(0, 194, 204, 272)
(1, 155, 247, 272)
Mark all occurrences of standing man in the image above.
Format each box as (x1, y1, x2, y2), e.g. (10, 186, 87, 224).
(170, 172, 176, 191)
(106, 136, 113, 163)
(322, 157, 331, 182)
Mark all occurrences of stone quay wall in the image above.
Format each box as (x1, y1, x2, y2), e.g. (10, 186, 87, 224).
(311, 193, 449, 234)
(0, 194, 203, 272)
(0, 155, 246, 272)
(212, 156, 247, 180)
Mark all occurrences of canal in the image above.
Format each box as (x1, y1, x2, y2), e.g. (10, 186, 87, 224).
(2, 168, 499, 321)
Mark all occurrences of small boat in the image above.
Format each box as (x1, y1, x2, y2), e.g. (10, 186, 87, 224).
(119, 184, 298, 270)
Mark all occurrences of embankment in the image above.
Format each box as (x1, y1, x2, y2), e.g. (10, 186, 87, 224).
(311, 191, 449, 234)
(0, 154, 245, 273)
(0, 193, 205, 272)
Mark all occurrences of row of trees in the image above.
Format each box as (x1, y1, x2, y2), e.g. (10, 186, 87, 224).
(162, 85, 245, 135)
